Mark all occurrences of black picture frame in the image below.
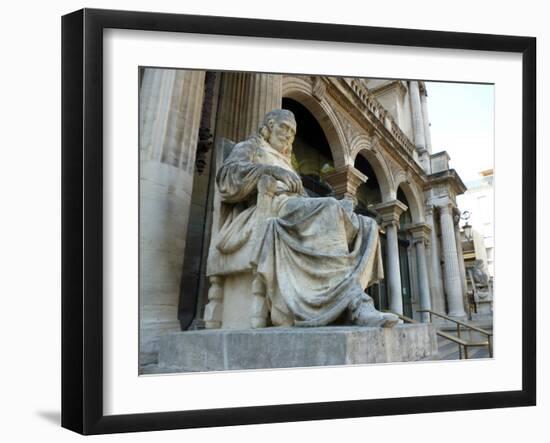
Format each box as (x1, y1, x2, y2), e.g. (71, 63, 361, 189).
(61, 8, 536, 435)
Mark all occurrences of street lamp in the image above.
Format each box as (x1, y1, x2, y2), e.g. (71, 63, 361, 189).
(461, 210, 472, 241)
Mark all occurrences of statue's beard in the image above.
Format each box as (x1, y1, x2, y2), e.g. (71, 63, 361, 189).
(270, 138, 292, 155)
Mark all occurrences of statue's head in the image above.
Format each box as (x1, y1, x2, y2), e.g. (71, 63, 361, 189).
(474, 260, 484, 269)
(472, 260, 489, 286)
(259, 109, 297, 155)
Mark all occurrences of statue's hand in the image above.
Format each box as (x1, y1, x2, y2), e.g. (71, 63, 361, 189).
(265, 166, 304, 195)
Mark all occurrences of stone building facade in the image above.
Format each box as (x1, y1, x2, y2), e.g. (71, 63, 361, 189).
(139, 69, 470, 367)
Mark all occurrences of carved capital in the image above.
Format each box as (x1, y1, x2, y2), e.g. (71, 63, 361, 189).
(372, 200, 408, 227)
(408, 222, 432, 244)
(433, 198, 455, 215)
(324, 165, 367, 203)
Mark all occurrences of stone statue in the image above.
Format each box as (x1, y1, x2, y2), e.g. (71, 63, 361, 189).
(467, 260, 492, 316)
(471, 260, 489, 289)
(204, 109, 398, 328)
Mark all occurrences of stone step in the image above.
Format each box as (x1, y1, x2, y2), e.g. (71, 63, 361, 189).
(436, 340, 462, 360)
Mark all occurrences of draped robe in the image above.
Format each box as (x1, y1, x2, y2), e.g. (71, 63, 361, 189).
(206, 136, 384, 327)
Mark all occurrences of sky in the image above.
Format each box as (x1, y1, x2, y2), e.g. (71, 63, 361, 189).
(424, 81, 494, 184)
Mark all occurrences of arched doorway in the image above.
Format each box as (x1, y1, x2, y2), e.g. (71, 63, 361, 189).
(353, 153, 415, 318)
(282, 98, 335, 196)
(354, 153, 383, 216)
(353, 153, 387, 311)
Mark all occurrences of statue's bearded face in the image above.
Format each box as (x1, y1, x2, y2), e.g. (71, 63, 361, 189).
(268, 117, 296, 153)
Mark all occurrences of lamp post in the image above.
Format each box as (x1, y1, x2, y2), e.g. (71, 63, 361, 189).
(461, 210, 473, 241)
(459, 210, 473, 318)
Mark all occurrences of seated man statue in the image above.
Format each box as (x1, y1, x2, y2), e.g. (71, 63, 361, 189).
(205, 109, 398, 328)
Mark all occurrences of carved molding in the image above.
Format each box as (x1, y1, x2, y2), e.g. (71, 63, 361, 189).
(282, 75, 349, 167)
(312, 77, 327, 102)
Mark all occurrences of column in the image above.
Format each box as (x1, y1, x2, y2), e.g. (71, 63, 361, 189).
(454, 211, 469, 312)
(409, 81, 430, 173)
(139, 68, 206, 366)
(420, 86, 433, 153)
(410, 224, 432, 322)
(409, 81, 426, 151)
(324, 165, 367, 205)
(385, 222, 403, 315)
(373, 200, 408, 315)
(439, 203, 467, 318)
(425, 205, 445, 314)
(216, 72, 283, 142)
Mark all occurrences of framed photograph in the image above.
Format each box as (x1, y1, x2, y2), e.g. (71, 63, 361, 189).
(62, 8, 536, 435)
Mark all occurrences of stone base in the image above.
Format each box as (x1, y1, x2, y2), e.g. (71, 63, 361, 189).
(470, 312, 493, 324)
(156, 324, 438, 373)
(474, 300, 493, 316)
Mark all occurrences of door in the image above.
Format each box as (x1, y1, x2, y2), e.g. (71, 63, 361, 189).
(398, 240, 413, 318)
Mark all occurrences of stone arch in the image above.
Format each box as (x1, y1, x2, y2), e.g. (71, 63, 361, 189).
(351, 136, 394, 203)
(283, 76, 348, 168)
(393, 172, 425, 223)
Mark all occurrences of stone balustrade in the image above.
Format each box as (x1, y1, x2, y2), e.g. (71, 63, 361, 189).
(347, 79, 416, 157)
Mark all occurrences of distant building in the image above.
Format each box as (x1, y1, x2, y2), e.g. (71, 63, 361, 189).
(458, 169, 494, 277)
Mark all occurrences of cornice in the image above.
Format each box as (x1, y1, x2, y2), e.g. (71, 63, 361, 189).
(424, 169, 467, 196)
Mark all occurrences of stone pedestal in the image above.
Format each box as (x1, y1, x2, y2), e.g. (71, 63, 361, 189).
(156, 324, 438, 372)
(473, 289, 493, 318)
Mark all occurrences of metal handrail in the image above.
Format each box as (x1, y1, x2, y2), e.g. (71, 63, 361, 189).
(417, 309, 493, 336)
(417, 309, 493, 359)
(383, 310, 418, 324)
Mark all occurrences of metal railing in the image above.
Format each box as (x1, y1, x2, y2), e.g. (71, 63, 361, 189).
(383, 310, 418, 324)
(418, 309, 493, 359)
